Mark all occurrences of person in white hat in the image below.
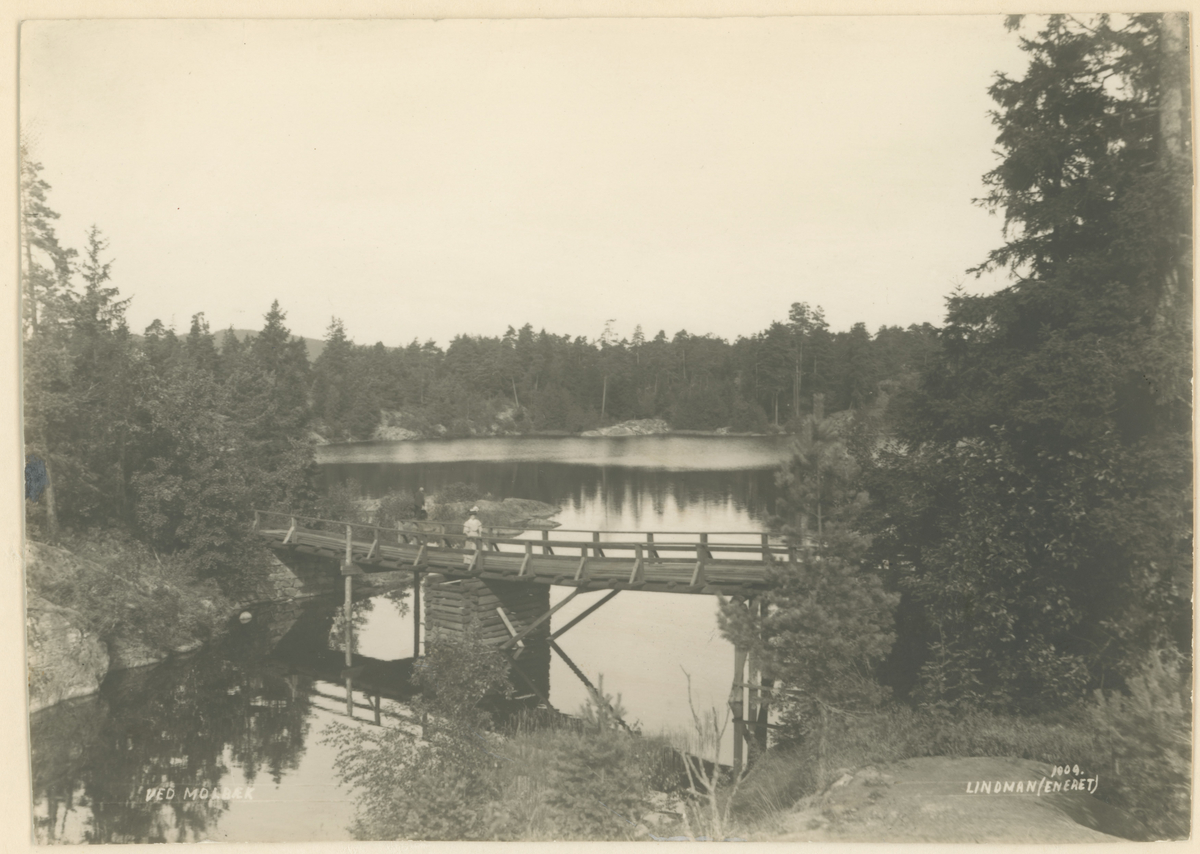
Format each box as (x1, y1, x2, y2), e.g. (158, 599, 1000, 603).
(461, 506, 483, 564)
(463, 506, 483, 539)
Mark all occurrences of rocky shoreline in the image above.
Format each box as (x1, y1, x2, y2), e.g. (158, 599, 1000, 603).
(314, 416, 778, 445)
(24, 540, 411, 715)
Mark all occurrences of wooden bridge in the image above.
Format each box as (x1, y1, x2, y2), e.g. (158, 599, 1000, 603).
(253, 508, 785, 770)
(253, 509, 793, 597)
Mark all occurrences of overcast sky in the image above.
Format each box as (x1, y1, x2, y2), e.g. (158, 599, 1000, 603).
(21, 16, 1029, 348)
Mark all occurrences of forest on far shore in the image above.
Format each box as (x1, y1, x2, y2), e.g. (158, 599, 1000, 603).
(299, 304, 939, 441)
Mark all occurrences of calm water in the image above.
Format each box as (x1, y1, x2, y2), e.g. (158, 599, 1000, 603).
(30, 434, 791, 843)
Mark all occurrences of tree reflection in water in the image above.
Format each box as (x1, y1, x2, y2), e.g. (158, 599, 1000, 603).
(30, 602, 318, 844)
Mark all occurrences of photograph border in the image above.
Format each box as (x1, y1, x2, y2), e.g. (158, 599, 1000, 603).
(4, 1, 1195, 852)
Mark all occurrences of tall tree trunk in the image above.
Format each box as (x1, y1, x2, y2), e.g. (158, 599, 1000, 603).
(601, 375, 608, 419)
(1156, 12, 1190, 332)
(1159, 13, 1187, 164)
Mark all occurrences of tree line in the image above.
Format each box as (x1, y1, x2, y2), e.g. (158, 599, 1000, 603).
(309, 306, 937, 441)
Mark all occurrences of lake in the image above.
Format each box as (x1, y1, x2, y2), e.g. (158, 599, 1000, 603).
(30, 434, 793, 843)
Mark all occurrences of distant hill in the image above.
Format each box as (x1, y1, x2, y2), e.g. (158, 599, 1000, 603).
(219, 329, 326, 363)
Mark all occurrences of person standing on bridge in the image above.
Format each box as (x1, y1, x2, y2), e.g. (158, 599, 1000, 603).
(462, 506, 483, 564)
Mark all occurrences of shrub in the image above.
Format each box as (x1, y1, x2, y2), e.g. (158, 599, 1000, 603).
(313, 479, 370, 526)
(438, 482, 487, 503)
(374, 488, 418, 529)
(415, 633, 514, 733)
(1088, 649, 1191, 839)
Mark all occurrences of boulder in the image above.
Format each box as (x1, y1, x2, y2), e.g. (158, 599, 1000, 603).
(581, 418, 670, 437)
(372, 424, 422, 441)
(106, 633, 168, 671)
(26, 596, 109, 714)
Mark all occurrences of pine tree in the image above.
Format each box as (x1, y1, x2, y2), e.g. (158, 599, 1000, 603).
(876, 14, 1192, 709)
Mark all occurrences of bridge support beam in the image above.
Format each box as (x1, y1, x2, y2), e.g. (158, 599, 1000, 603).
(412, 571, 422, 658)
(730, 643, 747, 775)
(728, 596, 771, 776)
(344, 573, 353, 667)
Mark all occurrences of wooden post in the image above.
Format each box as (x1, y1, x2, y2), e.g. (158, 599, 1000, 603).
(519, 541, 532, 576)
(629, 544, 643, 584)
(345, 524, 353, 565)
(412, 571, 421, 658)
(592, 531, 604, 557)
(730, 644, 747, 775)
(745, 639, 757, 758)
(374, 691, 382, 726)
(761, 533, 770, 562)
(690, 541, 707, 587)
(647, 532, 658, 558)
(344, 573, 353, 667)
(542, 529, 554, 555)
(755, 598, 771, 752)
(345, 676, 353, 718)
(700, 532, 710, 561)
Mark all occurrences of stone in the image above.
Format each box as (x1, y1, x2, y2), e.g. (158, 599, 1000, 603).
(26, 596, 109, 714)
(107, 633, 168, 671)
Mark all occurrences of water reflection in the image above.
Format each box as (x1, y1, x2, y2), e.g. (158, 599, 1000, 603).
(321, 455, 783, 528)
(29, 597, 411, 844)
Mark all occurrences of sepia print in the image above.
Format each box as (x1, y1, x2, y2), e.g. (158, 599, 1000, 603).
(16, 9, 1193, 845)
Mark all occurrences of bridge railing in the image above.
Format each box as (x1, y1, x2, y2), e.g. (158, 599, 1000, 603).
(253, 508, 794, 563)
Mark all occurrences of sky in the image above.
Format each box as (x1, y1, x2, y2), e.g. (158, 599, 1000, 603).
(20, 16, 1031, 348)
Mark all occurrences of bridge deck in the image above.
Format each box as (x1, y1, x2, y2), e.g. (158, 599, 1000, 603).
(255, 511, 788, 597)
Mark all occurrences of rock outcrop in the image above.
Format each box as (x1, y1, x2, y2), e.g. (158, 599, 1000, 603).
(580, 418, 670, 437)
(757, 756, 1145, 843)
(372, 424, 423, 441)
(26, 596, 110, 714)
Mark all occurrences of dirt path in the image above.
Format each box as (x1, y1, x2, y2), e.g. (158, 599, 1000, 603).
(753, 756, 1146, 843)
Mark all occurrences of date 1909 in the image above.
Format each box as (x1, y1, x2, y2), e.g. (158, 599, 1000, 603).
(1050, 764, 1085, 777)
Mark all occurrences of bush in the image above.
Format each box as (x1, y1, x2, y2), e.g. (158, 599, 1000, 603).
(313, 479, 370, 526)
(374, 488, 418, 528)
(487, 717, 672, 840)
(327, 638, 677, 841)
(415, 633, 515, 732)
(438, 482, 487, 503)
(1088, 649, 1191, 839)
